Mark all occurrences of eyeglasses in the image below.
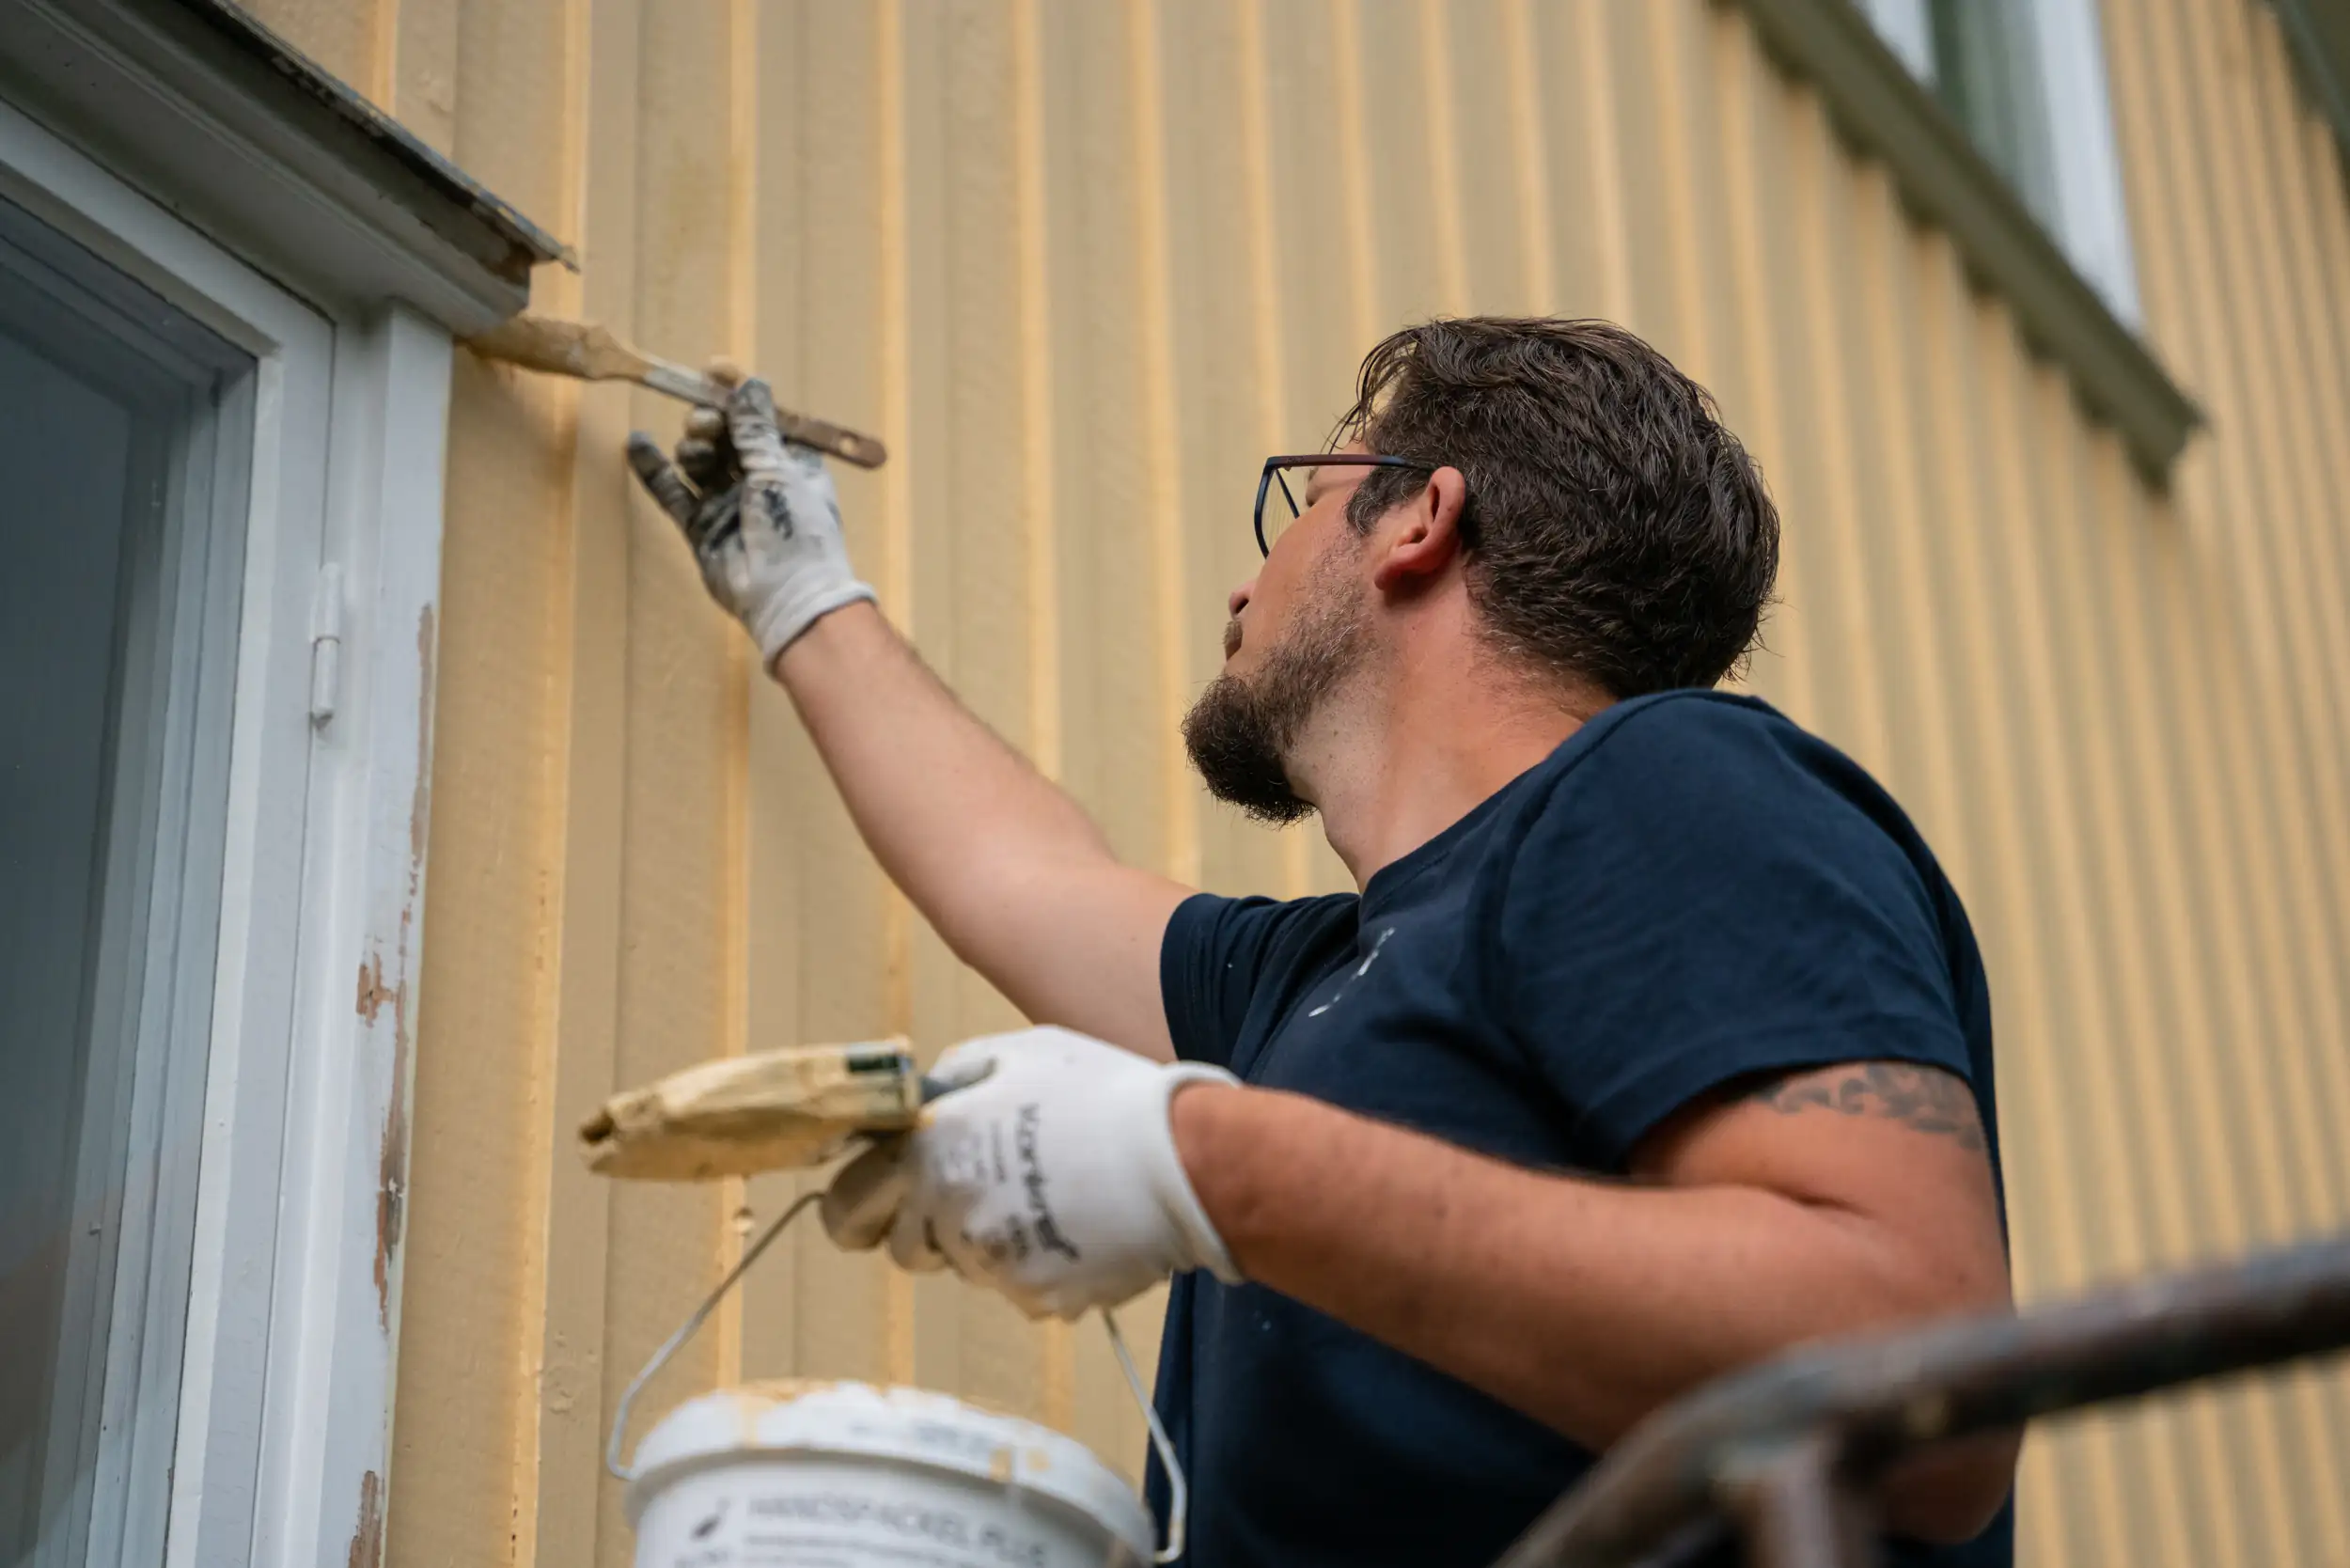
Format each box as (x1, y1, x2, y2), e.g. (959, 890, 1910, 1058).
(1254, 453, 1440, 557)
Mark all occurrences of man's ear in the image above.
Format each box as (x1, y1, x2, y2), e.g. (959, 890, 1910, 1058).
(1370, 466, 1470, 592)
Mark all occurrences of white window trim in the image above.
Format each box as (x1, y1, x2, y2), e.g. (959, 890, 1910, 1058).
(0, 86, 454, 1568)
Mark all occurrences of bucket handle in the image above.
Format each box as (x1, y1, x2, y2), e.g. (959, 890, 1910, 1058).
(1103, 1306, 1187, 1564)
(605, 1189, 822, 1483)
(604, 1191, 1192, 1565)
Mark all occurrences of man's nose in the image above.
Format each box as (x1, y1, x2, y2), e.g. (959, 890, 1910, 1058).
(1228, 581, 1253, 618)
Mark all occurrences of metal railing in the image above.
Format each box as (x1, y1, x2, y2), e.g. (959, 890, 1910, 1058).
(1491, 1233, 2350, 1568)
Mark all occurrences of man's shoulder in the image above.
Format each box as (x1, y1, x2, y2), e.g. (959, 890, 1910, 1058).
(1569, 687, 1803, 767)
(1164, 888, 1359, 984)
(1504, 687, 1930, 885)
(1516, 688, 1825, 823)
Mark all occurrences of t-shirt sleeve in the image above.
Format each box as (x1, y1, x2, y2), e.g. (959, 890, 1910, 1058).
(1160, 891, 1339, 1070)
(1496, 702, 1974, 1172)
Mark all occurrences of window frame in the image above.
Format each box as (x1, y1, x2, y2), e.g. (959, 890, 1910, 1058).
(0, 0, 562, 1558)
(0, 183, 263, 1567)
(0, 70, 459, 1568)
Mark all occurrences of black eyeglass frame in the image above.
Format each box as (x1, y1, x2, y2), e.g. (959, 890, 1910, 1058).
(1254, 453, 1442, 557)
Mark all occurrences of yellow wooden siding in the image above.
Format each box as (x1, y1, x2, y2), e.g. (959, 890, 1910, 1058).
(226, 0, 2350, 1560)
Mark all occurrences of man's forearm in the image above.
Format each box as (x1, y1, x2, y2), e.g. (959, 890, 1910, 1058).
(1168, 1082, 2016, 1540)
(773, 603, 1107, 907)
(772, 604, 1187, 1054)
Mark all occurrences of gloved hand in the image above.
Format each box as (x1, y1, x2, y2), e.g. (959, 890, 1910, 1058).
(626, 376, 876, 666)
(821, 1027, 1244, 1320)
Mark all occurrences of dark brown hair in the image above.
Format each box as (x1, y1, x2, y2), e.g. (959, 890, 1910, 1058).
(1338, 317, 1779, 698)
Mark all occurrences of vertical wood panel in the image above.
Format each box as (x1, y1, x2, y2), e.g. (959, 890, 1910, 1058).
(1639, 1, 1744, 399)
(591, 9, 744, 1562)
(2124, 0, 2326, 1268)
(1636, 4, 1765, 707)
(382, 0, 457, 151)
(1227, 0, 1316, 902)
(239, 0, 384, 95)
(1988, 302, 2226, 1567)
(1344, 2, 1449, 326)
(390, 362, 573, 1568)
(385, 0, 579, 1557)
(2104, 14, 2350, 1546)
(1783, 91, 1895, 780)
(2199, 6, 2350, 830)
(2152, 4, 2350, 1316)
(1156, 0, 1297, 902)
(1707, 11, 1816, 717)
(2174, 6, 2350, 1261)
(2081, 437, 2259, 1568)
(2050, 425, 2246, 1568)
(1919, 243, 2121, 1565)
(1597, 0, 1685, 347)
(508, 0, 641, 1558)
(2235, 8, 2350, 1168)
(1439, 0, 1535, 315)
(774, 0, 906, 1392)
(1845, 169, 1966, 868)
(1125, 0, 1201, 902)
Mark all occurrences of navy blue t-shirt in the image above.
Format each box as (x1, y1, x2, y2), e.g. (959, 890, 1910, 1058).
(1150, 691, 2010, 1568)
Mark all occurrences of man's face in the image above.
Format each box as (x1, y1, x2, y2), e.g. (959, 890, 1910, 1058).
(1180, 461, 1380, 823)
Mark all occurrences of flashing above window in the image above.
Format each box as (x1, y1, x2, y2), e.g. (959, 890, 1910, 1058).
(0, 0, 572, 332)
(1730, 0, 2201, 485)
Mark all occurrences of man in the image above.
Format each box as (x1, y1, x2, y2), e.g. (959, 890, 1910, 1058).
(626, 318, 2017, 1568)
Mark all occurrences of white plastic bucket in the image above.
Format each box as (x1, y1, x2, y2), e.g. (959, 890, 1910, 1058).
(625, 1379, 1157, 1568)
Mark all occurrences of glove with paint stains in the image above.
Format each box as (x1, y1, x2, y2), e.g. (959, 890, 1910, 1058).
(820, 1027, 1245, 1321)
(627, 374, 876, 667)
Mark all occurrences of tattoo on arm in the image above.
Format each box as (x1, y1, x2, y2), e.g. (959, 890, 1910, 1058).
(1739, 1062, 1987, 1152)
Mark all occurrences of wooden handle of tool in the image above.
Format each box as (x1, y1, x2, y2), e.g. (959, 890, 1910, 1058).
(636, 361, 889, 468)
(465, 314, 890, 469)
(465, 314, 643, 380)
(771, 413, 890, 470)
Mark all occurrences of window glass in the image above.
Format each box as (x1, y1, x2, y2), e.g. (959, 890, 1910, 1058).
(1859, 0, 2143, 322)
(0, 191, 252, 1567)
(1929, 0, 2062, 226)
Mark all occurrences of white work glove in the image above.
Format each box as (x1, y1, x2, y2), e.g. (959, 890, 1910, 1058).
(821, 1027, 1245, 1321)
(626, 377, 876, 666)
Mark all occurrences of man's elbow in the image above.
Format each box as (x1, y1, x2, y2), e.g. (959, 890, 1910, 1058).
(1880, 1430, 2022, 1544)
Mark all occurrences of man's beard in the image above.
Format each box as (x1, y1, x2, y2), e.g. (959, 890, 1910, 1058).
(1181, 561, 1366, 826)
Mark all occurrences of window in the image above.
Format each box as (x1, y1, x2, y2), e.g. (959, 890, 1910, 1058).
(0, 0, 559, 1560)
(0, 187, 259, 1565)
(1856, 0, 2143, 322)
(0, 94, 342, 1565)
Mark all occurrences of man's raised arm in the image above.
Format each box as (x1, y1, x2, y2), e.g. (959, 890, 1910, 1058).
(629, 380, 1192, 1059)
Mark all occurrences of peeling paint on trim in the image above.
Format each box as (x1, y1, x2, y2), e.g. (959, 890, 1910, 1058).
(370, 604, 437, 1331)
(345, 1469, 384, 1568)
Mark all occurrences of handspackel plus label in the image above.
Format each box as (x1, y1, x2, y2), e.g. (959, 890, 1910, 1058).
(654, 1480, 1054, 1568)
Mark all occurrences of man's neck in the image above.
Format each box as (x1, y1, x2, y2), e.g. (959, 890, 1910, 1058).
(1296, 654, 1601, 890)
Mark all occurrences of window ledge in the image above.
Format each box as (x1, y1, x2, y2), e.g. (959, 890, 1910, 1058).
(1721, 0, 2202, 486)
